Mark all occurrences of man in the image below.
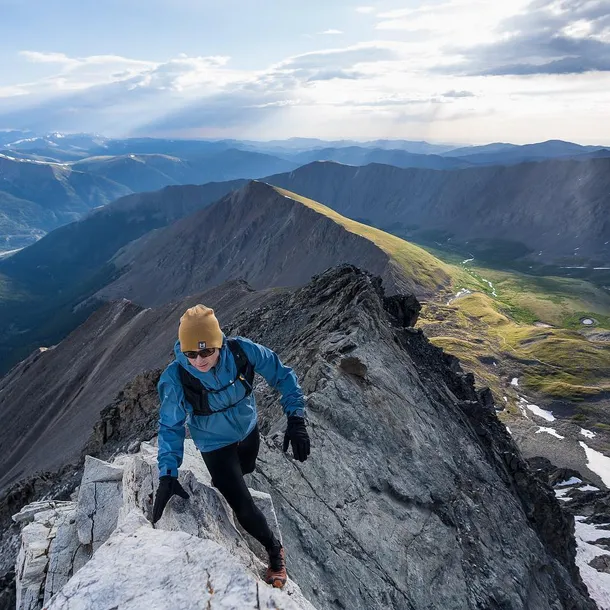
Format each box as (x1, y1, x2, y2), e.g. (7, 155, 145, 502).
(152, 304, 310, 588)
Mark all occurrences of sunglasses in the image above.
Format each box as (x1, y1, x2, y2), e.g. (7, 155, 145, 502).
(183, 347, 217, 360)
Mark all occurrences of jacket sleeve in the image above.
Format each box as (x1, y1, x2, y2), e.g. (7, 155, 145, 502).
(237, 337, 305, 418)
(157, 372, 187, 478)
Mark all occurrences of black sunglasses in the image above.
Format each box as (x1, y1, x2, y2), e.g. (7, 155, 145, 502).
(183, 347, 217, 360)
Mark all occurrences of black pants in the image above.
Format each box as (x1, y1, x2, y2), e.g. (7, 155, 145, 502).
(201, 425, 279, 551)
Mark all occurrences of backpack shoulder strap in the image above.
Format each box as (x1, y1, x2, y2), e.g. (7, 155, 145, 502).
(227, 338, 255, 391)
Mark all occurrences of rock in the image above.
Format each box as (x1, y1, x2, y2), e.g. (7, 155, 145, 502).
(75, 456, 123, 549)
(14, 503, 82, 610)
(43, 506, 89, 606)
(339, 356, 368, 378)
(383, 293, 421, 327)
(46, 524, 314, 610)
(591, 538, 610, 551)
(589, 554, 610, 574)
(5, 265, 600, 609)
(12, 501, 73, 525)
(225, 265, 596, 610)
(13, 440, 315, 610)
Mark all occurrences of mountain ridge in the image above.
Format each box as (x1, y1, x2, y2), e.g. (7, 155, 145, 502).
(0, 265, 597, 609)
(88, 180, 453, 307)
(266, 157, 610, 265)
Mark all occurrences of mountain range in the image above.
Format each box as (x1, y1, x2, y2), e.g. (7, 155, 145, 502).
(1, 134, 609, 252)
(0, 154, 130, 249)
(266, 158, 610, 266)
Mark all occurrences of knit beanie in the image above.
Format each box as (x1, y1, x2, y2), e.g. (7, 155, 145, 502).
(178, 305, 223, 351)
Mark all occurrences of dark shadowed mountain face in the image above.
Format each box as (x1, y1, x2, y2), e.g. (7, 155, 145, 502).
(265, 158, 610, 264)
(89, 180, 430, 308)
(0, 191, 51, 250)
(0, 266, 596, 609)
(0, 180, 245, 375)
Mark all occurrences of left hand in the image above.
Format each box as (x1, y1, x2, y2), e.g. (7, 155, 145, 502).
(282, 416, 310, 462)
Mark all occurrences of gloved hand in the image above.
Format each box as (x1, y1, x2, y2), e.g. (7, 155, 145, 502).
(152, 475, 190, 523)
(282, 416, 310, 462)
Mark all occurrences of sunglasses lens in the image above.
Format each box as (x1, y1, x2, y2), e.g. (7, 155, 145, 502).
(184, 348, 215, 359)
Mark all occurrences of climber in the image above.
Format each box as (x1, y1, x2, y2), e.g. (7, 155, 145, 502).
(152, 304, 310, 588)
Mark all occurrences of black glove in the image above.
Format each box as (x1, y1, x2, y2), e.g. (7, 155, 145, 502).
(282, 416, 310, 462)
(152, 475, 190, 523)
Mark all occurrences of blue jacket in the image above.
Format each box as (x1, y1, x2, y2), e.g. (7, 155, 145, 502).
(157, 335, 305, 477)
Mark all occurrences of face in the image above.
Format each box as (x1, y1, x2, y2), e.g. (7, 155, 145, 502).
(186, 348, 221, 373)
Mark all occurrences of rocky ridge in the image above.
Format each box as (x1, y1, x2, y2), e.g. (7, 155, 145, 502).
(12, 440, 315, 609)
(0, 265, 601, 608)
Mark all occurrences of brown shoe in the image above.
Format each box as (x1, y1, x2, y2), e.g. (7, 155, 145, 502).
(265, 546, 287, 588)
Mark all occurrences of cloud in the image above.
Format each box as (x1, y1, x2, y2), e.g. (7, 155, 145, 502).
(442, 90, 475, 97)
(19, 51, 78, 66)
(321, 29, 344, 35)
(355, 6, 375, 14)
(306, 69, 366, 81)
(438, 0, 610, 75)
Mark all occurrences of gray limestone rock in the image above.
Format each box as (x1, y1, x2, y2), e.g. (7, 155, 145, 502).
(14, 503, 83, 610)
(46, 521, 315, 610)
(13, 440, 315, 610)
(43, 507, 89, 605)
(75, 456, 123, 549)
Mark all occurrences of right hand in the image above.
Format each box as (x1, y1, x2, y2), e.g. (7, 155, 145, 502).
(152, 475, 190, 523)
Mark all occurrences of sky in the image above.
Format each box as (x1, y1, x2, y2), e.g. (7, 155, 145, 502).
(0, 0, 609, 144)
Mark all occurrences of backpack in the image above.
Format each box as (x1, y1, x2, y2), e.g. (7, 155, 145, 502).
(178, 338, 255, 417)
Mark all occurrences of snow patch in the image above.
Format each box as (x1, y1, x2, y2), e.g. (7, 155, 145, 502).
(520, 397, 555, 422)
(582, 428, 597, 439)
(556, 477, 582, 487)
(511, 378, 519, 387)
(536, 427, 564, 439)
(554, 489, 571, 501)
(580, 442, 610, 488)
(480, 277, 497, 297)
(574, 516, 610, 609)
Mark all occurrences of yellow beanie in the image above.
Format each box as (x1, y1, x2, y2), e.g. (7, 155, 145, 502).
(178, 305, 223, 351)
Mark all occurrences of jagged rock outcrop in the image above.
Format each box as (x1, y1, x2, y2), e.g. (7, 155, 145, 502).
(12, 440, 315, 610)
(1, 265, 600, 609)
(222, 265, 596, 609)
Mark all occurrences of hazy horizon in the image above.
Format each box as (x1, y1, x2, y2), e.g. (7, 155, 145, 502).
(1, 129, 609, 150)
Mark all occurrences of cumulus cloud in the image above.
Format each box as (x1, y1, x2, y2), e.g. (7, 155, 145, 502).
(437, 0, 610, 75)
(321, 29, 344, 35)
